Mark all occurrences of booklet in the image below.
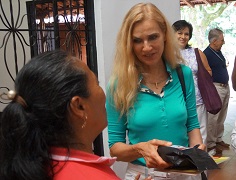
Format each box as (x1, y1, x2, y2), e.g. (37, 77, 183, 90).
(212, 156, 230, 164)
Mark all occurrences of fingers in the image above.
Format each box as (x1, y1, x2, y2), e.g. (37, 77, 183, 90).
(134, 174, 141, 180)
(135, 140, 172, 169)
(144, 149, 171, 169)
(134, 173, 153, 180)
(144, 157, 170, 169)
(145, 176, 154, 180)
(149, 139, 172, 147)
(139, 139, 172, 169)
(198, 144, 206, 151)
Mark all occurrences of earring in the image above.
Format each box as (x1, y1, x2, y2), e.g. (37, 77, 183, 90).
(81, 115, 87, 128)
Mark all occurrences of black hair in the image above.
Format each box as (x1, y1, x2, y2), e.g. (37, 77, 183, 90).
(0, 50, 90, 180)
(172, 20, 193, 49)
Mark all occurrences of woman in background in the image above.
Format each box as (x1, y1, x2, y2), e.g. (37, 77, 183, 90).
(172, 20, 212, 151)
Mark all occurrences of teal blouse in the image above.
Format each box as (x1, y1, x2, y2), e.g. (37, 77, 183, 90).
(106, 63, 200, 166)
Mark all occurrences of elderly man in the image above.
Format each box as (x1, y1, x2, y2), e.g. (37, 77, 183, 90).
(203, 28, 230, 155)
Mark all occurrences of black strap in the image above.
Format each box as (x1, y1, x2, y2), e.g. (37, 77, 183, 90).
(177, 66, 208, 180)
(201, 171, 208, 180)
(176, 65, 186, 101)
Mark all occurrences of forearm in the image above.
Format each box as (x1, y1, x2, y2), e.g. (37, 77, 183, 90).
(231, 125, 236, 153)
(188, 128, 203, 147)
(199, 50, 212, 76)
(232, 58, 236, 91)
(110, 139, 172, 167)
(110, 142, 143, 162)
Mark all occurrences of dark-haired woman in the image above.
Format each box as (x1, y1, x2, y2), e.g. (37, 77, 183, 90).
(172, 20, 212, 152)
(0, 50, 121, 180)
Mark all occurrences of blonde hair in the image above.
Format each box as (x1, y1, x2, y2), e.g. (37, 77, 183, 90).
(108, 3, 184, 116)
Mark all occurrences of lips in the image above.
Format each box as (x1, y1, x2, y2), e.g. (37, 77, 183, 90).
(144, 54, 153, 57)
(143, 52, 155, 57)
(179, 40, 186, 44)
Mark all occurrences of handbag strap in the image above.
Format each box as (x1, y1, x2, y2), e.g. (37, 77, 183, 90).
(201, 171, 208, 180)
(194, 48, 203, 67)
(176, 65, 186, 101)
(195, 48, 211, 79)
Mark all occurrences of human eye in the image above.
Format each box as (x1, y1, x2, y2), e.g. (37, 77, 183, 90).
(184, 32, 189, 35)
(133, 38, 142, 44)
(149, 34, 158, 41)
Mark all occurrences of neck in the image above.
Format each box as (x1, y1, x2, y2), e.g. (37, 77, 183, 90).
(179, 45, 185, 50)
(209, 44, 219, 52)
(142, 60, 166, 75)
(143, 78, 167, 89)
(142, 64, 168, 88)
(69, 143, 94, 153)
(68, 135, 94, 154)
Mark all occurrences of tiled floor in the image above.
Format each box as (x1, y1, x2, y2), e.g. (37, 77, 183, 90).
(208, 93, 236, 180)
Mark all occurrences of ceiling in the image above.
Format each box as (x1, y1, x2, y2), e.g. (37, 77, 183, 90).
(180, 0, 236, 7)
(35, 0, 235, 11)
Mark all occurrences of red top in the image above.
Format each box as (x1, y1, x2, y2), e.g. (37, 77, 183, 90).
(51, 147, 120, 180)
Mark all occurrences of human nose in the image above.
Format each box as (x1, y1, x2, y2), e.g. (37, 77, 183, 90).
(143, 41, 152, 51)
(180, 34, 185, 39)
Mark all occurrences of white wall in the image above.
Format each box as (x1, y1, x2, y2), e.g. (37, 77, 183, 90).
(0, 0, 31, 111)
(94, 0, 180, 179)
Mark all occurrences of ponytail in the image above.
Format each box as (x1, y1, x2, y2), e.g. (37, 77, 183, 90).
(0, 102, 52, 180)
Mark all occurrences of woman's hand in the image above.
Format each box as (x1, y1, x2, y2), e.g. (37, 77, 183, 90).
(133, 139, 172, 169)
(135, 174, 153, 180)
(197, 143, 206, 151)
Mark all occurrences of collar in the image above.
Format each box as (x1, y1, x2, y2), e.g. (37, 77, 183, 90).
(138, 62, 173, 96)
(138, 62, 173, 87)
(208, 45, 220, 53)
(50, 147, 117, 166)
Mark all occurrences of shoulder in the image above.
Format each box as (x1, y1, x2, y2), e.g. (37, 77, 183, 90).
(203, 46, 210, 54)
(179, 64, 192, 75)
(182, 47, 194, 55)
(53, 161, 119, 180)
(167, 62, 191, 75)
(177, 65, 194, 85)
(169, 64, 192, 79)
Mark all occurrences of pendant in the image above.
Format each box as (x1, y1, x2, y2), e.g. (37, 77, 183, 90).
(155, 82, 159, 89)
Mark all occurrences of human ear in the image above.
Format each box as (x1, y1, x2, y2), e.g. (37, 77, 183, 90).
(69, 96, 85, 118)
(213, 39, 218, 44)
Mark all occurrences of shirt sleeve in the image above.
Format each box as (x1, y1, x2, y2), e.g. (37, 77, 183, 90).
(106, 85, 127, 148)
(181, 65, 200, 132)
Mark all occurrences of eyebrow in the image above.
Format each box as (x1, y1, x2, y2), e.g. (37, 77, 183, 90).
(132, 32, 159, 38)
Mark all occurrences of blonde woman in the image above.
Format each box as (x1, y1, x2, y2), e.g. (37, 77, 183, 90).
(106, 3, 205, 180)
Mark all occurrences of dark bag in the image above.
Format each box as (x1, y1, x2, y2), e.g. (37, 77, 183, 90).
(195, 48, 222, 114)
(157, 145, 219, 171)
(157, 145, 218, 180)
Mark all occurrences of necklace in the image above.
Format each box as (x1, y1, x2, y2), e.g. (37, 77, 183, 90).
(208, 46, 225, 62)
(143, 78, 167, 89)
